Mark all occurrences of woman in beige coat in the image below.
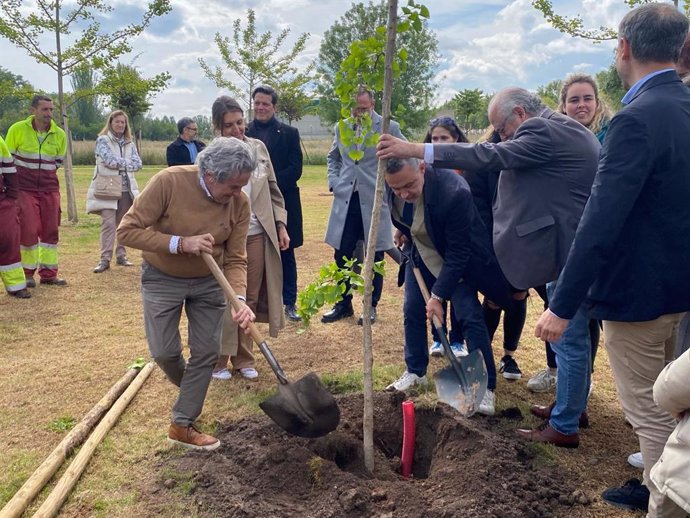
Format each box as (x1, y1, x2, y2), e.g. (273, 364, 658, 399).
(650, 347, 690, 515)
(211, 96, 289, 380)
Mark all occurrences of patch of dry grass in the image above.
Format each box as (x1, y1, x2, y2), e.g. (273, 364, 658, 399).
(0, 165, 640, 517)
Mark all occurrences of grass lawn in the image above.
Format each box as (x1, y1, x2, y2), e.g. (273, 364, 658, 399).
(0, 164, 641, 517)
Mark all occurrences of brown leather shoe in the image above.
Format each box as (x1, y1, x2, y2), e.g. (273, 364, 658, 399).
(168, 423, 220, 451)
(516, 422, 580, 448)
(530, 402, 590, 429)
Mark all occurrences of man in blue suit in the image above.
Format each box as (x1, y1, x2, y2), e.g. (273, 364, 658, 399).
(384, 157, 512, 416)
(535, 4, 690, 516)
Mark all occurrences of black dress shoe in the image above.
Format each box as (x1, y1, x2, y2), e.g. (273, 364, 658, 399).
(25, 277, 36, 288)
(284, 304, 301, 322)
(40, 278, 68, 286)
(357, 307, 377, 325)
(93, 260, 110, 273)
(8, 288, 31, 299)
(116, 256, 133, 266)
(602, 479, 649, 511)
(321, 304, 354, 323)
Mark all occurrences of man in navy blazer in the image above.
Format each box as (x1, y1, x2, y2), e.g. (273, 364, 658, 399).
(535, 5, 690, 516)
(246, 86, 304, 322)
(383, 157, 512, 416)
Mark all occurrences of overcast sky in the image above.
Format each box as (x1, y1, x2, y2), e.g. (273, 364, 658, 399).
(0, 0, 631, 118)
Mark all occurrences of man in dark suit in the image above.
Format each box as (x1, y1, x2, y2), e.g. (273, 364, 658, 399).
(384, 157, 512, 416)
(166, 117, 206, 166)
(246, 85, 304, 322)
(377, 88, 601, 447)
(535, 5, 690, 515)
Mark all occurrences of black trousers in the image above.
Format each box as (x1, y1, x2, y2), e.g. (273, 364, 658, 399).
(281, 247, 298, 306)
(334, 192, 384, 308)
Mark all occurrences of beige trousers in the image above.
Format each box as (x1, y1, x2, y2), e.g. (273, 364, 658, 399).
(99, 192, 133, 261)
(223, 232, 265, 369)
(604, 313, 685, 518)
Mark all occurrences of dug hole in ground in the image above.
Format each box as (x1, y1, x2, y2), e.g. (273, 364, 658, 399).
(146, 391, 590, 518)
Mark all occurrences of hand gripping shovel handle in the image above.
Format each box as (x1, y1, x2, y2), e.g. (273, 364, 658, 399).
(202, 253, 289, 384)
(411, 266, 471, 389)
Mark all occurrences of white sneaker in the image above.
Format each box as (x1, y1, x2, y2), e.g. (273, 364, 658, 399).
(386, 371, 427, 391)
(527, 369, 557, 393)
(450, 342, 469, 358)
(429, 341, 443, 357)
(238, 367, 259, 379)
(627, 451, 644, 469)
(212, 368, 232, 380)
(477, 389, 495, 416)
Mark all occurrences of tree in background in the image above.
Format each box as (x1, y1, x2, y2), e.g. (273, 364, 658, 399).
(69, 66, 103, 140)
(100, 63, 170, 141)
(199, 9, 314, 117)
(0, 67, 33, 135)
(0, 0, 171, 222)
(316, 1, 438, 132)
(452, 88, 488, 132)
(536, 79, 563, 109)
(596, 64, 626, 111)
(533, 0, 686, 42)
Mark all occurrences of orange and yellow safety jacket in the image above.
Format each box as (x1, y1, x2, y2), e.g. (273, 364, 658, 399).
(5, 115, 66, 192)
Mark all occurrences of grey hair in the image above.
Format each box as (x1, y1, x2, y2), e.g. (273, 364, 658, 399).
(489, 87, 545, 120)
(619, 3, 689, 64)
(196, 137, 256, 182)
(177, 117, 195, 135)
(386, 157, 420, 174)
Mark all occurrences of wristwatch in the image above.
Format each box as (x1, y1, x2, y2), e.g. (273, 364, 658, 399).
(430, 293, 444, 303)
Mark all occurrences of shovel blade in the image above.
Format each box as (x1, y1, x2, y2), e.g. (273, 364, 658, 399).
(434, 350, 488, 417)
(259, 372, 340, 438)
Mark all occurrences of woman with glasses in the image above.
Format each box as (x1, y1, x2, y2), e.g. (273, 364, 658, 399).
(210, 96, 289, 381)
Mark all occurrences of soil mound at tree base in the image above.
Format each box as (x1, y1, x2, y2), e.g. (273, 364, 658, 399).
(151, 391, 590, 517)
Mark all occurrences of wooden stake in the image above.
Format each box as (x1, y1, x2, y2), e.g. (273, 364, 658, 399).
(31, 362, 155, 518)
(0, 367, 143, 518)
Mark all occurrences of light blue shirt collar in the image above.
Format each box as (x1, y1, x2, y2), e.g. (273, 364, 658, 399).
(621, 68, 675, 105)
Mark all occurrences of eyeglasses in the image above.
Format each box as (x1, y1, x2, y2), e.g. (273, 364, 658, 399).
(185, 127, 198, 132)
(430, 116, 457, 126)
(494, 113, 516, 138)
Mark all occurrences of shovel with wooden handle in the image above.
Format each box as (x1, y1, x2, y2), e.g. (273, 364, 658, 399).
(202, 253, 340, 438)
(410, 265, 488, 417)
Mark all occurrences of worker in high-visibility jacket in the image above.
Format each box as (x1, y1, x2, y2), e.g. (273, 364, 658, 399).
(0, 134, 30, 298)
(5, 94, 68, 286)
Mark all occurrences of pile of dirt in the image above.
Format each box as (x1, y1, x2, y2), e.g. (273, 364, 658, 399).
(149, 392, 591, 517)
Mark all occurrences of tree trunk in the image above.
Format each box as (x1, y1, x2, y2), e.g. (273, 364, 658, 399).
(360, 0, 398, 474)
(55, 3, 78, 223)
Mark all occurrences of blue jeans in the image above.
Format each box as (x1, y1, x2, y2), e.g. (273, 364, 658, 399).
(547, 279, 591, 435)
(403, 260, 496, 390)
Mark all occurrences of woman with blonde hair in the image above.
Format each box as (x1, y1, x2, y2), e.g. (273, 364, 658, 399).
(210, 96, 289, 380)
(557, 73, 612, 143)
(86, 110, 142, 273)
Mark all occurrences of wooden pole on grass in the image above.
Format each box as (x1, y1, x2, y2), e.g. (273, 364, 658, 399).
(0, 366, 145, 518)
(361, 0, 398, 473)
(31, 362, 155, 518)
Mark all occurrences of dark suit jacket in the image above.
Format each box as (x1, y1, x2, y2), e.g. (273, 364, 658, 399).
(432, 108, 601, 290)
(166, 137, 206, 167)
(246, 117, 304, 247)
(549, 70, 690, 321)
(387, 166, 513, 309)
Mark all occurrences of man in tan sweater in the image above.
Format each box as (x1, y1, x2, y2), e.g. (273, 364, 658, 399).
(118, 137, 256, 450)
